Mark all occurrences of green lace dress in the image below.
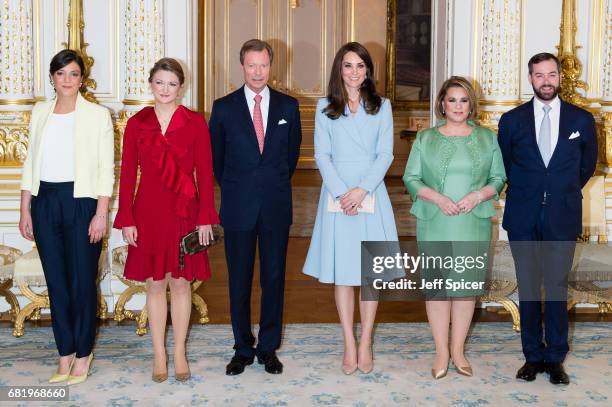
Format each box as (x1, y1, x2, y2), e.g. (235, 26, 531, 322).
(404, 125, 507, 298)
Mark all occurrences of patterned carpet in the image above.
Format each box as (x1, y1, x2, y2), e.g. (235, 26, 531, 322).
(0, 322, 610, 406)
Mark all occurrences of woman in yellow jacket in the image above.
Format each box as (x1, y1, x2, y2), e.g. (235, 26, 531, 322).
(19, 49, 115, 385)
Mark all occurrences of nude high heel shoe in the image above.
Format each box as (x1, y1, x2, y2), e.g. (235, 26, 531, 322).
(453, 360, 473, 377)
(431, 355, 449, 379)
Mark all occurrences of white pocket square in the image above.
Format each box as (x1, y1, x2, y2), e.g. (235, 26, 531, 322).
(569, 131, 580, 139)
(278, 119, 287, 125)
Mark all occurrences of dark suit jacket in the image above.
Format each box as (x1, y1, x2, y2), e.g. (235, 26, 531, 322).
(498, 98, 597, 238)
(209, 86, 302, 231)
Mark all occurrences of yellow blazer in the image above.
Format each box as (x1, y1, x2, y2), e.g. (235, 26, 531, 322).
(20, 93, 115, 198)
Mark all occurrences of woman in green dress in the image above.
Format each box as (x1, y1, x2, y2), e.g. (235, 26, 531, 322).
(403, 76, 506, 379)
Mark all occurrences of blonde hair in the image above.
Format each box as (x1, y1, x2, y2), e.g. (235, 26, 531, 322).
(434, 76, 478, 121)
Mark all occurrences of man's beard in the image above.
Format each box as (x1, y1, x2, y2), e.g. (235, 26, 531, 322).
(533, 84, 559, 101)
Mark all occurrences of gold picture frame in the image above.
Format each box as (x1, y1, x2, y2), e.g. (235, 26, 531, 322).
(385, 0, 431, 111)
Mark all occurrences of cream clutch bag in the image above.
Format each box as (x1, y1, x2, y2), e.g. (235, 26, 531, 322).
(327, 192, 375, 213)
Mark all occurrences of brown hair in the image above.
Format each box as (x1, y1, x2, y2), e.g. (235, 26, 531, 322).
(528, 52, 560, 74)
(148, 58, 185, 85)
(323, 42, 381, 120)
(239, 39, 274, 65)
(434, 76, 478, 120)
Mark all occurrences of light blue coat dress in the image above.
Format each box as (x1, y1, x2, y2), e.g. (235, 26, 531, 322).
(303, 97, 399, 286)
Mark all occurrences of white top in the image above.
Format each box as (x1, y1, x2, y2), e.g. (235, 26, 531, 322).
(244, 85, 270, 134)
(533, 96, 560, 153)
(40, 112, 75, 182)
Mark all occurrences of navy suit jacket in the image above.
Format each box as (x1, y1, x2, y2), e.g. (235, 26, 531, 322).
(209, 86, 302, 231)
(498, 98, 597, 238)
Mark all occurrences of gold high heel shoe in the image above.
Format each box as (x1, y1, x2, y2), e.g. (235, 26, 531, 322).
(49, 355, 75, 383)
(453, 360, 473, 377)
(431, 356, 449, 379)
(66, 354, 93, 386)
(431, 367, 448, 379)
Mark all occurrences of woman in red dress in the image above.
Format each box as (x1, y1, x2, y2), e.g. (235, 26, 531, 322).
(113, 58, 219, 382)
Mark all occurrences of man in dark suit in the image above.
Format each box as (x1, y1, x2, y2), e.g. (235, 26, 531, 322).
(209, 39, 302, 375)
(498, 52, 597, 385)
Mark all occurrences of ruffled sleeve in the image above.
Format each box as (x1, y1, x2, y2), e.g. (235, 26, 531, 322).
(113, 118, 138, 228)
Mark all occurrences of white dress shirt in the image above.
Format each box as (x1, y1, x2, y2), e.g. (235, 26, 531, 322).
(244, 85, 270, 134)
(533, 96, 560, 154)
(40, 112, 76, 182)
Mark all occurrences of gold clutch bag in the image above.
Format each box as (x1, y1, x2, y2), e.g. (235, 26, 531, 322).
(179, 227, 222, 270)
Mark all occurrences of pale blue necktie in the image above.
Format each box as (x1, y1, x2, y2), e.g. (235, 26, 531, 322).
(538, 105, 552, 167)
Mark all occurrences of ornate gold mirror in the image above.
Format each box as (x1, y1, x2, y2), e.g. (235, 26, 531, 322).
(385, 0, 432, 110)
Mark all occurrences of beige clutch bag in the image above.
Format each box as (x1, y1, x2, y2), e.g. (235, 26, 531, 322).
(327, 192, 375, 213)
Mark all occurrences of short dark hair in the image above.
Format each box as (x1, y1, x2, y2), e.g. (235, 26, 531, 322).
(148, 58, 185, 85)
(239, 39, 274, 65)
(528, 52, 560, 74)
(49, 49, 85, 77)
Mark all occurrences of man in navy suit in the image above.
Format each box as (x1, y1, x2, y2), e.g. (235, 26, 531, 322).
(498, 53, 597, 385)
(209, 39, 302, 375)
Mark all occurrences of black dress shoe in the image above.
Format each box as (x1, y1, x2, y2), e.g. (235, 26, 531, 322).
(545, 362, 570, 385)
(516, 362, 545, 381)
(225, 355, 254, 376)
(257, 353, 283, 374)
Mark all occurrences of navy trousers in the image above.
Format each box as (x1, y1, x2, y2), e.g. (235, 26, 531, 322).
(224, 214, 290, 358)
(508, 204, 575, 364)
(31, 181, 101, 358)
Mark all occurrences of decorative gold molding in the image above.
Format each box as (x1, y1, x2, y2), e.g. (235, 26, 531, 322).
(558, 0, 589, 107)
(478, 110, 504, 131)
(602, 111, 612, 168)
(66, 0, 97, 103)
(478, 0, 522, 98)
(113, 110, 134, 162)
(122, 99, 155, 106)
(0, 99, 36, 106)
(0, 110, 31, 165)
(479, 99, 522, 107)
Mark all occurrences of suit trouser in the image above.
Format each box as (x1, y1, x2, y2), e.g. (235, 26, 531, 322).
(224, 214, 290, 358)
(31, 181, 101, 358)
(508, 204, 574, 364)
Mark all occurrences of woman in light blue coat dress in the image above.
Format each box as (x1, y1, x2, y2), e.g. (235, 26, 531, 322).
(303, 42, 398, 375)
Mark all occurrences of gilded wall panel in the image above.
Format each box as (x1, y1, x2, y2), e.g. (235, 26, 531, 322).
(602, 0, 612, 100)
(288, 0, 324, 96)
(0, 112, 30, 165)
(215, 0, 259, 95)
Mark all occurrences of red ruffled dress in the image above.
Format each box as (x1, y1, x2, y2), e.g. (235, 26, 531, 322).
(113, 106, 220, 281)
